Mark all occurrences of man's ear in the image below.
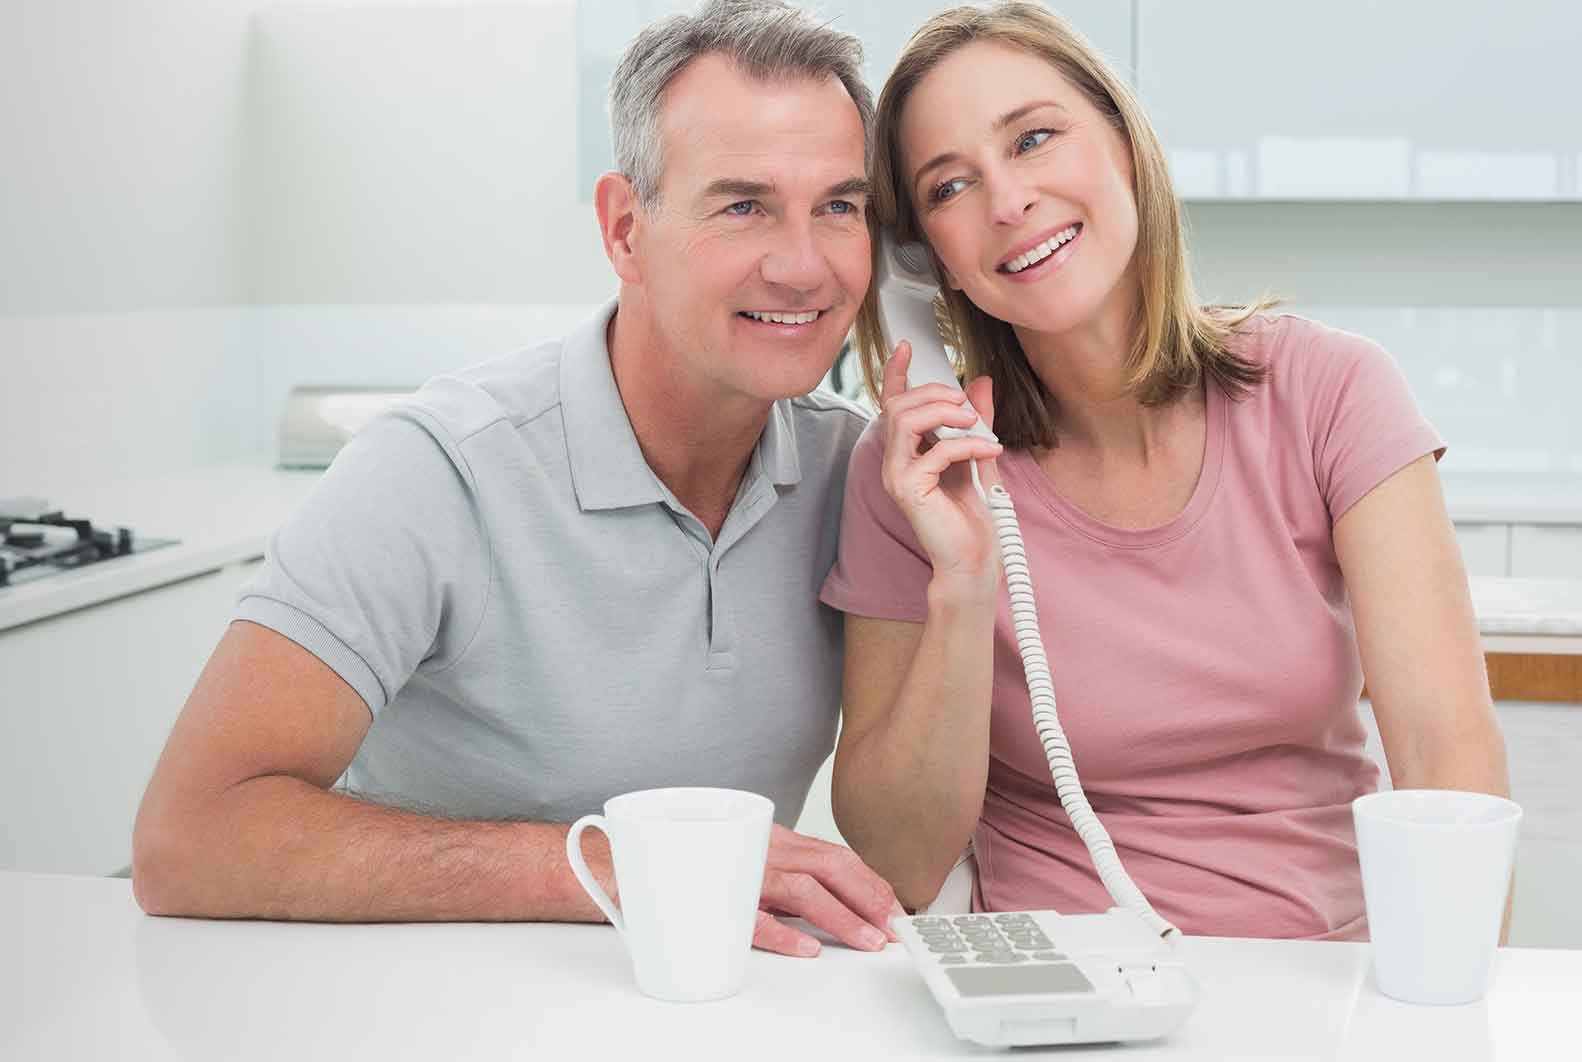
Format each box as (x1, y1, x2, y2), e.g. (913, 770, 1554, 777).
(594, 172, 643, 285)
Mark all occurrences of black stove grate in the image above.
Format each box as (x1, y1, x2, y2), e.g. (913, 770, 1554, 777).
(0, 509, 175, 588)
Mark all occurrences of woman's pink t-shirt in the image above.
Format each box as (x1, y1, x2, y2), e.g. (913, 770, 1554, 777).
(819, 314, 1445, 940)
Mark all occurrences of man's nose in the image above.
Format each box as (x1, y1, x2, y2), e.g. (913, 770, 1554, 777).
(759, 220, 830, 292)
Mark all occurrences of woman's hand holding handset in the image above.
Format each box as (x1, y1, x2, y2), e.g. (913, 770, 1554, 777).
(877, 341, 1005, 599)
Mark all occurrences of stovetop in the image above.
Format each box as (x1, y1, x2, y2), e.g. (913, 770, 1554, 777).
(0, 498, 177, 589)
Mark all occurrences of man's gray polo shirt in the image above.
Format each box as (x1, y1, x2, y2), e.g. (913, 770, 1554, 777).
(235, 299, 869, 827)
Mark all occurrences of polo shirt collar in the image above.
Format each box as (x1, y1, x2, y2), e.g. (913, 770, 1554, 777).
(560, 297, 804, 512)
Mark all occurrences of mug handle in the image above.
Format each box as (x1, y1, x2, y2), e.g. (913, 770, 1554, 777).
(566, 814, 625, 938)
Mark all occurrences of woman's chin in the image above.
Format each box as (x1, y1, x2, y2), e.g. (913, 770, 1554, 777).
(981, 297, 1091, 339)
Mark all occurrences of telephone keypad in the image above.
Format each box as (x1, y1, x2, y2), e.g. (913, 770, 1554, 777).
(920, 913, 1071, 967)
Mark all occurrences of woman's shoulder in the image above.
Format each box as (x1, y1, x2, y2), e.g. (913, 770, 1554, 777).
(1224, 311, 1398, 400)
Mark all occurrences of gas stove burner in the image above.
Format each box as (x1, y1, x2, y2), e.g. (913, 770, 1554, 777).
(0, 500, 176, 588)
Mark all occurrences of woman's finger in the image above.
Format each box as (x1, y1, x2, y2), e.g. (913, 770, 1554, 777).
(881, 382, 971, 424)
(879, 340, 912, 410)
(881, 400, 985, 495)
(963, 375, 1003, 491)
(913, 436, 1003, 483)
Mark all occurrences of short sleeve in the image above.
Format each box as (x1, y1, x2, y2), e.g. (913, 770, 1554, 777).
(234, 407, 490, 715)
(1295, 320, 1446, 523)
(818, 421, 935, 622)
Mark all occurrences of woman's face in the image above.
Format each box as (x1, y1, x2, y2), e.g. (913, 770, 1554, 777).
(898, 40, 1139, 342)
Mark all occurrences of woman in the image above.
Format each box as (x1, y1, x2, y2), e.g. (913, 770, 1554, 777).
(819, 2, 1510, 940)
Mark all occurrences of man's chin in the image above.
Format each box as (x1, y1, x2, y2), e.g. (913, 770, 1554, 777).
(742, 361, 841, 403)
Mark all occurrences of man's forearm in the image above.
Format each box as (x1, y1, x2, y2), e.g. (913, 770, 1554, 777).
(133, 773, 614, 923)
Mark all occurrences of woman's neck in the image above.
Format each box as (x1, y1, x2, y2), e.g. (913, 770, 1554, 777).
(1012, 294, 1174, 464)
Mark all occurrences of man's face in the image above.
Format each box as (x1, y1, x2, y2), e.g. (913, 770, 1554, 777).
(631, 55, 870, 406)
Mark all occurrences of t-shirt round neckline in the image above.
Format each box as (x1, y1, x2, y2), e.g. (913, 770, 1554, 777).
(999, 377, 1227, 550)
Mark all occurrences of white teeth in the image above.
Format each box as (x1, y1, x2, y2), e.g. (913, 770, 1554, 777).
(1004, 225, 1079, 273)
(744, 310, 820, 324)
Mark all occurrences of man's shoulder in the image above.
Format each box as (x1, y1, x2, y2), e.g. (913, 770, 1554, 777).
(787, 387, 872, 455)
(400, 334, 574, 449)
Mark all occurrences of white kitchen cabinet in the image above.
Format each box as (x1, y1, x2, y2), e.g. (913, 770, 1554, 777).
(1455, 523, 1511, 578)
(1511, 524, 1582, 579)
(1136, 0, 1582, 200)
(0, 560, 260, 876)
(834, 0, 1133, 82)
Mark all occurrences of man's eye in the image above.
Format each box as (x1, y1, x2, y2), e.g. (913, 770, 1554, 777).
(827, 199, 858, 215)
(725, 200, 757, 216)
(1015, 129, 1053, 154)
(930, 178, 968, 204)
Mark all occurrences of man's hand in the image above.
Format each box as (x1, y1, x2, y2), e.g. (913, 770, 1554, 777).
(752, 825, 904, 957)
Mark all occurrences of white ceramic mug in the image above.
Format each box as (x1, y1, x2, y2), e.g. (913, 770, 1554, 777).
(1352, 789, 1522, 1005)
(566, 787, 774, 1003)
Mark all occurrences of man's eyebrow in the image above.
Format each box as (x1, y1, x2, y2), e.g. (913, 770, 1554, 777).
(699, 178, 776, 201)
(826, 177, 871, 199)
(912, 101, 1068, 194)
(699, 177, 871, 202)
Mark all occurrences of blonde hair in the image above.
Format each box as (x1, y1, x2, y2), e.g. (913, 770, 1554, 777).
(854, 2, 1273, 449)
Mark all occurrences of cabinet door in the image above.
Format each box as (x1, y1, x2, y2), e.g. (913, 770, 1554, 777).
(1136, 0, 1582, 200)
(1510, 524, 1582, 579)
(1455, 523, 1510, 578)
(0, 560, 261, 875)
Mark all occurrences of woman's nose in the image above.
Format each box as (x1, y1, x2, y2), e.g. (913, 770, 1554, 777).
(987, 171, 1037, 226)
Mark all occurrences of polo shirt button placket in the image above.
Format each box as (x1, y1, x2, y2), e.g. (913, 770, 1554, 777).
(705, 553, 736, 672)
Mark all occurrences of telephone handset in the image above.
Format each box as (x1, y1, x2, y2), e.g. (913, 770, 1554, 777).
(872, 231, 997, 444)
(875, 227, 1197, 1047)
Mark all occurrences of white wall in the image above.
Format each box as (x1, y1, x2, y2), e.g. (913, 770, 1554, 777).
(0, 0, 599, 317)
(0, 0, 251, 315)
(243, 1, 611, 306)
(2, 0, 611, 494)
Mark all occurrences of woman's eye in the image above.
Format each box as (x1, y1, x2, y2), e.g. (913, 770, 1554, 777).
(931, 178, 968, 204)
(725, 200, 757, 216)
(1015, 129, 1053, 153)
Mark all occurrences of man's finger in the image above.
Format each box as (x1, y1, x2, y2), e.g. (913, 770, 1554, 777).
(752, 908, 821, 958)
(765, 831, 900, 941)
(760, 871, 888, 953)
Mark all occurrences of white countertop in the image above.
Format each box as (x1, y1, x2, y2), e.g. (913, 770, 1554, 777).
(1471, 577, 1582, 638)
(1, 872, 1576, 1061)
(3, 460, 1580, 643)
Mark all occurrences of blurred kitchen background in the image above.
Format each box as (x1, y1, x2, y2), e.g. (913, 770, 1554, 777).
(2, 1, 1579, 944)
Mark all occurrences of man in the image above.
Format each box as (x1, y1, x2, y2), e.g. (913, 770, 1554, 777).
(133, 0, 896, 958)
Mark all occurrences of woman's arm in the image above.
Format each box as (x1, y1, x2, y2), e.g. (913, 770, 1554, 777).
(835, 603, 996, 911)
(831, 343, 1004, 910)
(1333, 453, 1514, 941)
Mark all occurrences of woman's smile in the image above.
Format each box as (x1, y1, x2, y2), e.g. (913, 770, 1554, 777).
(996, 221, 1083, 282)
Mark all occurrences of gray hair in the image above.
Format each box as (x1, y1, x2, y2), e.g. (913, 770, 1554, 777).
(608, 0, 874, 210)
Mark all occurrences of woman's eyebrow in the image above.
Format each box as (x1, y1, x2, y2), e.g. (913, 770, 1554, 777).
(992, 100, 1065, 132)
